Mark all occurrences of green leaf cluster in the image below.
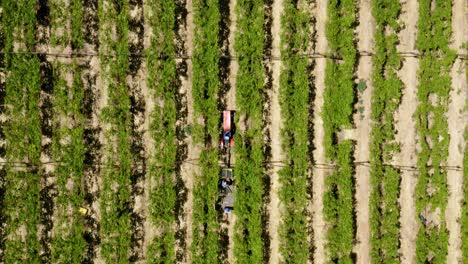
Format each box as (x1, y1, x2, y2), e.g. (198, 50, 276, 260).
(44, 1, 88, 260)
(369, 0, 402, 263)
(414, 0, 455, 262)
(278, 1, 311, 263)
(190, 0, 221, 262)
(98, 0, 132, 262)
(50, 63, 87, 264)
(2, 1, 42, 262)
(145, 0, 178, 262)
(322, 0, 357, 262)
(233, 0, 265, 262)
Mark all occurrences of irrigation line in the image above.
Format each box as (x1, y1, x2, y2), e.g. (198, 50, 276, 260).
(0, 160, 463, 172)
(0, 50, 466, 61)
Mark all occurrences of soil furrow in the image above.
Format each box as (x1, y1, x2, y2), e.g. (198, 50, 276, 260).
(353, 0, 374, 262)
(306, 3, 316, 263)
(446, 0, 467, 261)
(140, 0, 154, 261)
(81, 68, 102, 264)
(395, 0, 419, 263)
(127, 1, 146, 261)
(180, 0, 196, 262)
(90, 1, 107, 262)
(311, 0, 328, 262)
(174, 0, 190, 261)
(80, 1, 102, 262)
(35, 1, 56, 260)
(262, 0, 274, 262)
(268, 0, 283, 262)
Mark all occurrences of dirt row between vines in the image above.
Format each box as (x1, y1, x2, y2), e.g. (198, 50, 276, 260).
(268, 0, 283, 261)
(36, 1, 55, 260)
(446, 0, 467, 262)
(128, 1, 147, 261)
(80, 2, 101, 262)
(94, 1, 109, 262)
(141, 0, 155, 260)
(353, 0, 374, 262)
(311, 0, 328, 262)
(396, 0, 420, 262)
(180, 0, 196, 263)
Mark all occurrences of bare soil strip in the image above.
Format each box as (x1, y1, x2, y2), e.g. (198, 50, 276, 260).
(93, 1, 110, 262)
(395, 0, 419, 262)
(262, 1, 274, 261)
(180, 0, 196, 262)
(35, 3, 56, 261)
(128, 1, 146, 261)
(141, 0, 155, 259)
(353, 1, 374, 262)
(268, 0, 283, 262)
(174, 0, 190, 261)
(81, 2, 102, 261)
(446, 0, 467, 262)
(311, 0, 328, 262)
(227, 0, 237, 112)
(226, 0, 237, 262)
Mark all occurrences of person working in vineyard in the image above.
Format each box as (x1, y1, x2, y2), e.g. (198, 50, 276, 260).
(223, 130, 232, 148)
(220, 177, 233, 190)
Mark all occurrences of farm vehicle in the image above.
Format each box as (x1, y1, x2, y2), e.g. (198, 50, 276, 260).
(218, 168, 235, 214)
(220, 110, 235, 150)
(218, 111, 236, 215)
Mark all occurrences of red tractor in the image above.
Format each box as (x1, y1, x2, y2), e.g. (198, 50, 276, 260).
(220, 110, 235, 149)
